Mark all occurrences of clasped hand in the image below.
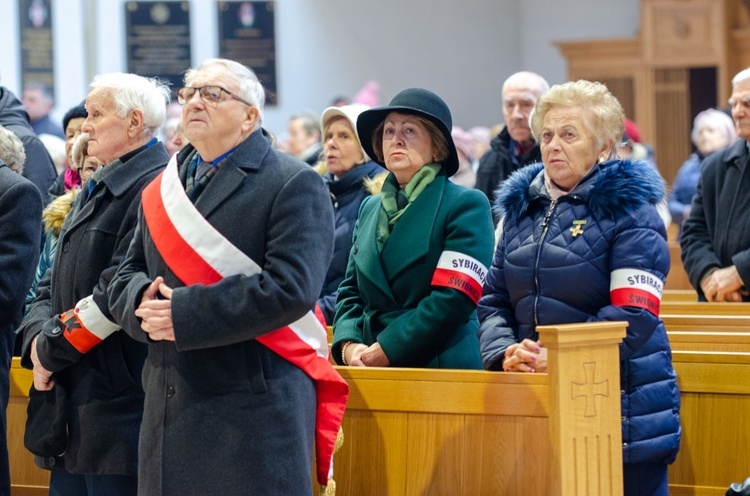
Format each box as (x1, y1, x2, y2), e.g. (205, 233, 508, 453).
(700, 266, 748, 302)
(135, 276, 175, 341)
(502, 339, 547, 373)
(345, 342, 390, 367)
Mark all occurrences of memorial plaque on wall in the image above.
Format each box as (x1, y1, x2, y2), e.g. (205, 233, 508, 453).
(125, 2, 192, 93)
(19, 0, 55, 93)
(218, 2, 277, 105)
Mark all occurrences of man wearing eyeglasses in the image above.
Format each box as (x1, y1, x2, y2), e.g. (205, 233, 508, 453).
(108, 58, 347, 496)
(18, 73, 171, 495)
(680, 67, 750, 302)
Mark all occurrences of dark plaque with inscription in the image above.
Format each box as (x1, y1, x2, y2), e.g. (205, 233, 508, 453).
(19, 0, 55, 92)
(125, 1, 192, 92)
(218, 1, 277, 105)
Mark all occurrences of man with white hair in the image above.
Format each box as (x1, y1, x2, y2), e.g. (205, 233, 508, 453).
(108, 58, 347, 495)
(475, 71, 549, 204)
(681, 67, 750, 302)
(19, 72, 171, 495)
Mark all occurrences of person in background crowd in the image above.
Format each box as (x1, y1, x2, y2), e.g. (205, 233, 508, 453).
(333, 88, 494, 369)
(0, 84, 58, 203)
(681, 67, 750, 302)
(48, 103, 89, 197)
(0, 123, 43, 496)
(669, 109, 737, 229)
(23, 81, 65, 139)
(315, 103, 386, 325)
(475, 71, 549, 205)
(617, 125, 672, 228)
(161, 116, 188, 157)
(18, 72, 171, 496)
(287, 111, 323, 166)
(450, 125, 477, 188)
(107, 58, 347, 495)
(477, 80, 681, 496)
(38, 133, 67, 176)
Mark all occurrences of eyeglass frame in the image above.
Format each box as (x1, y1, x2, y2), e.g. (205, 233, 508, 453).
(177, 85, 254, 107)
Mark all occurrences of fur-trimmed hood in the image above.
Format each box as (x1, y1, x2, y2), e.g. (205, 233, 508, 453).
(496, 159, 666, 224)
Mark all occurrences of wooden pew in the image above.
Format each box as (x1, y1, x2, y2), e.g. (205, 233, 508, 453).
(9, 322, 629, 496)
(661, 314, 750, 332)
(661, 301, 750, 316)
(333, 322, 627, 495)
(663, 289, 699, 302)
(669, 349, 750, 496)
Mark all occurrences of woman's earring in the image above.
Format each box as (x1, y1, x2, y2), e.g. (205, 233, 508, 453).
(598, 156, 605, 163)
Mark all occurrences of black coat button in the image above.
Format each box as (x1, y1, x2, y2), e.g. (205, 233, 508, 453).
(167, 386, 175, 398)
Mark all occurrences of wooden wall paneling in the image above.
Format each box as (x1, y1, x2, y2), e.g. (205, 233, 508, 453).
(654, 68, 691, 185)
(642, 0, 729, 68)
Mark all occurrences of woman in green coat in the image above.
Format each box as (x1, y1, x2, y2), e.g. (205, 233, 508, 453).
(332, 88, 494, 369)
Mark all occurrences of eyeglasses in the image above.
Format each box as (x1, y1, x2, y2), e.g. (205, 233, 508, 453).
(177, 86, 253, 107)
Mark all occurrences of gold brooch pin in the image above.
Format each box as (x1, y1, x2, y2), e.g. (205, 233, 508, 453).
(570, 220, 586, 237)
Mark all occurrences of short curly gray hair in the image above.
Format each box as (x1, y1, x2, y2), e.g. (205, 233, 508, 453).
(530, 80, 625, 151)
(0, 125, 26, 174)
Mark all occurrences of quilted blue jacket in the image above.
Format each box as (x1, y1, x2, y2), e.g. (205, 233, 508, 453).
(477, 159, 681, 465)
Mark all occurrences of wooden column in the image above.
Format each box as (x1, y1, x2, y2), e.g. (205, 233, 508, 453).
(539, 321, 627, 496)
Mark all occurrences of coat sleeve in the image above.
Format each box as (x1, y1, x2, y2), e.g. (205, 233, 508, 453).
(167, 166, 334, 351)
(590, 204, 670, 360)
(679, 160, 722, 295)
(330, 199, 372, 362)
(107, 207, 153, 344)
(0, 176, 43, 365)
(476, 217, 519, 370)
(373, 189, 494, 366)
(30, 186, 146, 371)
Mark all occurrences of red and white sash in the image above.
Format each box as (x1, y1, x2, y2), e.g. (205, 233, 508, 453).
(141, 157, 348, 485)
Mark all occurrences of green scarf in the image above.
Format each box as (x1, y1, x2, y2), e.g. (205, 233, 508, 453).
(376, 164, 441, 250)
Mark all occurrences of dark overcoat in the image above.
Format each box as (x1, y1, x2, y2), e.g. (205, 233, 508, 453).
(0, 163, 42, 494)
(332, 171, 494, 369)
(18, 142, 169, 474)
(680, 139, 750, 300)
(108, 130, 334, 496)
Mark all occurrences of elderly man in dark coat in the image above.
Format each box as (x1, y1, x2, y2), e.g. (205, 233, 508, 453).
(0, 139, 43, 495)
(108, 58, 347, 496)
(18, 73, 171, 495)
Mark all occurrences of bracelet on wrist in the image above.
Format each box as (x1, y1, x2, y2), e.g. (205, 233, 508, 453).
(341, 341, 354, 365)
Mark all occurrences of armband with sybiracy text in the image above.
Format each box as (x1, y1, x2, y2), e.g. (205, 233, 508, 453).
(609, 268, 663, 316)
(60, 295, 121, 353)
(431, 250, 488, 304)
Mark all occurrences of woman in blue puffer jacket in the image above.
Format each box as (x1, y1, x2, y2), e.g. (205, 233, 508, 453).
(477, 80, 680, 496)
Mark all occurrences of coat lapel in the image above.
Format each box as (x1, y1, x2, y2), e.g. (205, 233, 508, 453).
(354, 196, 398, 304)
(381, 174, 444, 278)
(194, 129, 271, 218)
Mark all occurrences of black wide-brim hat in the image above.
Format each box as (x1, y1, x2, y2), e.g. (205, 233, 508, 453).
(356, 87, 459, 176)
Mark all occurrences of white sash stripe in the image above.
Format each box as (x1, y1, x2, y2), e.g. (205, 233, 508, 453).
(75, 294, 121, 339)
(610, 268, 663, 299)
(159, 158, 328, 358)
(160, 157, 260, 277)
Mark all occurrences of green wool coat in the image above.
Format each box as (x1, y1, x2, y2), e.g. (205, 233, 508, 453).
(332, 170, 494, 369)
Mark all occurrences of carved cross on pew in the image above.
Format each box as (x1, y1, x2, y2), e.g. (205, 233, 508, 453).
(571, 362, 609, 417)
